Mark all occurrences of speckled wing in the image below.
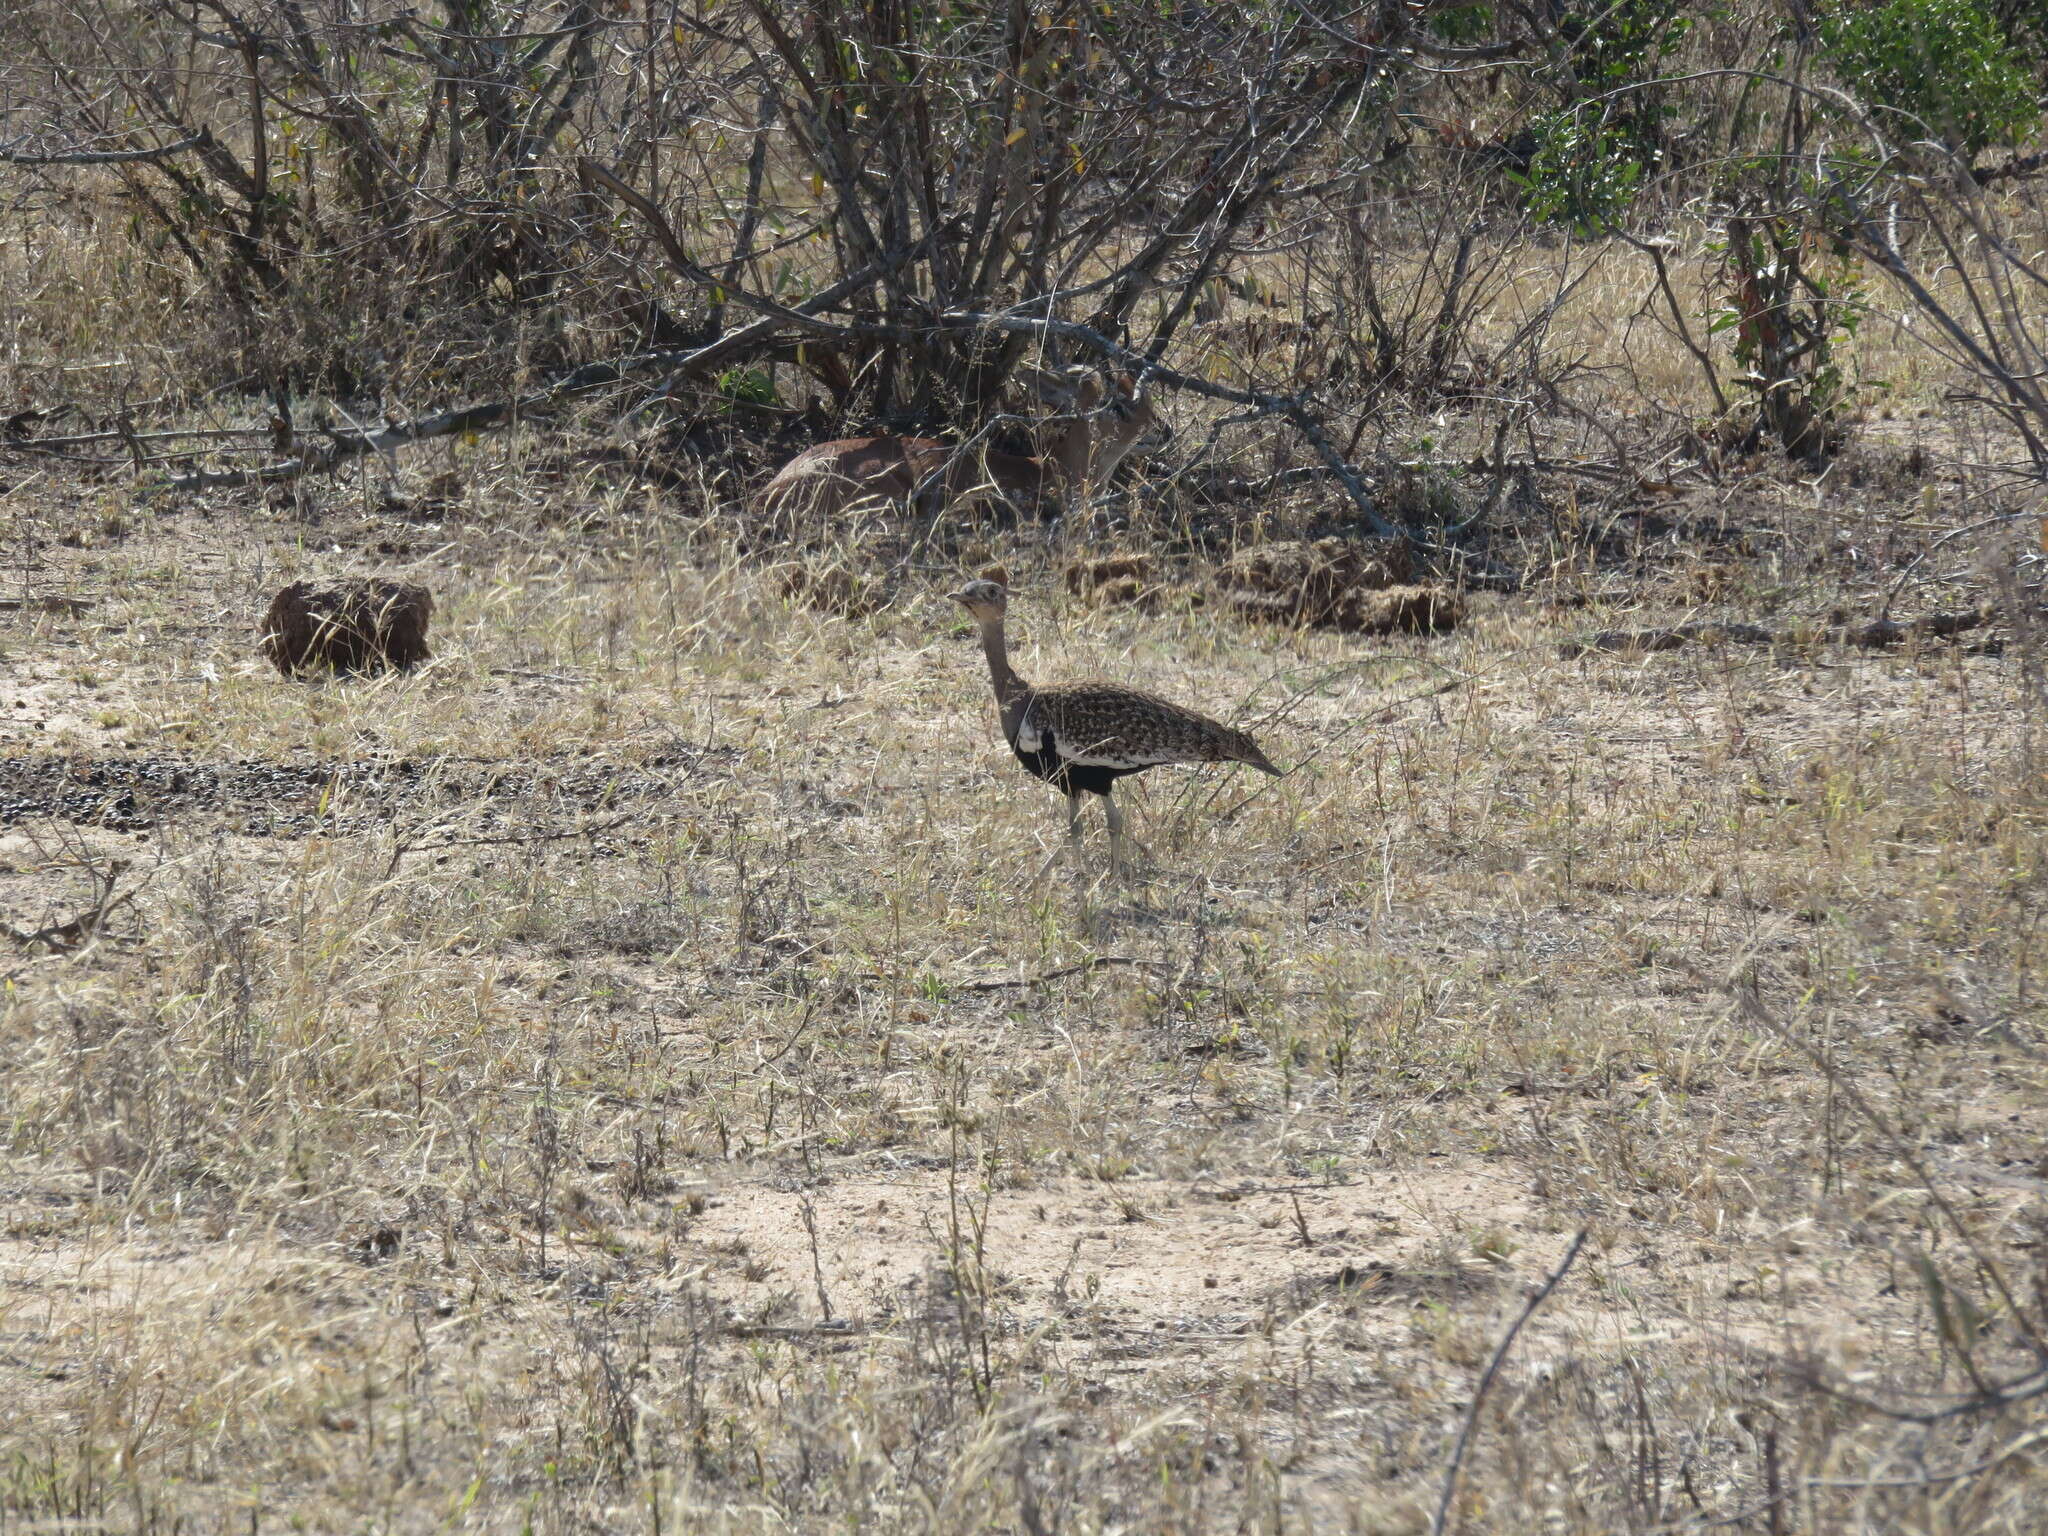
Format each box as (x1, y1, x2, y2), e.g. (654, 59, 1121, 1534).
(1022, 683, 1280, 773)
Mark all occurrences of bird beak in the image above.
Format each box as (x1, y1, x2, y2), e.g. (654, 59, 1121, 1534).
(946, 588, 972, 606)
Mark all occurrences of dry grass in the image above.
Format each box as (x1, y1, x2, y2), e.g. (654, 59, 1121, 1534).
(0, 407, 2044, 1533)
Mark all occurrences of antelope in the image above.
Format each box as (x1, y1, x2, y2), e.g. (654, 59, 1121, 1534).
(755, 369, 1165, 529)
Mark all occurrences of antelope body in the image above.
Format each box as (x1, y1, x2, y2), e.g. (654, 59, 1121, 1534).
(758, 370, 1163, 527)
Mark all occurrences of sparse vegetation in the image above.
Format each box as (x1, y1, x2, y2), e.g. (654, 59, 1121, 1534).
(2, 0, 2046, 1532)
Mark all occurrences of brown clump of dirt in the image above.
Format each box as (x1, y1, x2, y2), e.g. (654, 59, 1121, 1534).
(1063, 552, 1184, 611)
(258, 578, 434, 676)
(1222, 536, 1410, 603)
(1065, 552, 1152, 594)
(779, 560, 885, 618)
(1219, 536, 1457, 633)
(1334, 583, 1465, 634)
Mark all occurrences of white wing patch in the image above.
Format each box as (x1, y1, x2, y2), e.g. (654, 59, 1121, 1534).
(1013, 707, 1043, 752)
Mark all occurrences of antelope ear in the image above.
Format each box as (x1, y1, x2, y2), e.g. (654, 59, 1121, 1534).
(1113, 371, 1136, 393)
(1071, 373, 1106, 409)
(1013, 364, 1074, 405)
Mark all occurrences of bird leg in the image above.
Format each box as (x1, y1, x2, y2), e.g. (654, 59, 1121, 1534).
(1030, 790, 1087, 886)
(1103, 794, 1154, 878)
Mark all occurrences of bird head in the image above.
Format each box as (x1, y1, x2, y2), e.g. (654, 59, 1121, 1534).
(947, 578, 1009, 622)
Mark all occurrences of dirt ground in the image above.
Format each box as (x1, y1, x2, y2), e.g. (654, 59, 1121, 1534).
(1, 438, 2044, 1533)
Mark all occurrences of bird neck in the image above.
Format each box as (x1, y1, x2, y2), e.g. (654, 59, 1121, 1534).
(977, 615, 1029, 709)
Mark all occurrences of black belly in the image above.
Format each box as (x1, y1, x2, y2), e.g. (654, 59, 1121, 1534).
(1009, 727, 1144, 797)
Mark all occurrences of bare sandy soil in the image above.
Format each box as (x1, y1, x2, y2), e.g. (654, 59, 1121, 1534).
(1, 440, 2043, 1532)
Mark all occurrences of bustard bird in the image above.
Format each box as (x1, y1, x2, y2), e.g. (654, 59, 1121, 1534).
(948, 578, 1280, 877)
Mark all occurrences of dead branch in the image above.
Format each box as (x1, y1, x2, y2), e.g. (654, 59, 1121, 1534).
(0, 596, 94, 616)
(1560, 608, 1994, 658)
(956, 956, 1163, 991)
(384, 813, 638, 878)
(2, 860, 134, 953)
(1430, 1229, 1589, 1536)
(8, 425, 275, 452)
(0, 131, 206, 165)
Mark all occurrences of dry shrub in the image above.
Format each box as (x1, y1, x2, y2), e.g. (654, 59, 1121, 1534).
(1218, 536, 1458, 632)
(258, 579, 434, 677)
(779, 560, 886, 619)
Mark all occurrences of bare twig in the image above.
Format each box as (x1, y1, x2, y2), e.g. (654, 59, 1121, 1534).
(162, 241, 932, 490)
(0, 131, 206, 165)
(2, 860, 134, 952)
(385, 814, 636, 878)
(956, 955, 1162, 991)
(1430, 1229, 1589, 1536)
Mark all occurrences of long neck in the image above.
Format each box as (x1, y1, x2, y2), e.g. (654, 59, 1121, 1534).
(977, 615, 1030, 725)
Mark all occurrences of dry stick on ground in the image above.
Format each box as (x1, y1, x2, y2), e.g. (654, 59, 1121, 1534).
(1429, 1229, 1590, 1536)
(384, 813, 638, 878)
(956, 955, 1162, 991)
(1, 859, 134, 953)
(1560, 608, 1996, 658)
(10, 426, 277, 453)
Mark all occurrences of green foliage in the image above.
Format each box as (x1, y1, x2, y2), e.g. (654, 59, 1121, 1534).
(1510, 0, 1694, 231)
(716, 369, 782, 409)
(1428, 3, 1497, 45)
(1707, 214, 1875, 459)
(1555, 0, 1695, 89)
(1819, 0, 2039, 155)
(1514, 110, 1648, 233)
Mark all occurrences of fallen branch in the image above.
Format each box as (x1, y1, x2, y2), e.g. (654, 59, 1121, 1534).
(8, 425, 275, 453)
(0, 596, 94, 616)
(0, 131, 206, 166)
(3, 860, 134, 953)
(1430, 1229, 1589, 1536)
(956, 955, 1161, 991)
(384, 813, 636, 878)
(1561, 607, 1994, 659)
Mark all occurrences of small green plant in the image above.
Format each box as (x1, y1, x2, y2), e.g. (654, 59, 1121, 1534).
(1709, 213, 1872, 460)
(1509, 0, 1692, 230)
(715, 368, 781, 410)
(1819, 0, 2039, 156)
